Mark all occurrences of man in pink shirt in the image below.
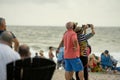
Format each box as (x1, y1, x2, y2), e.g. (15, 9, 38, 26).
(58, 22, 84, 80)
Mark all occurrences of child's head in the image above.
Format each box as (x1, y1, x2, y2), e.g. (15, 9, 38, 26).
(104, 50, 109, 54)
(49, 46, 53, 51)
(49, 46, 53, 50)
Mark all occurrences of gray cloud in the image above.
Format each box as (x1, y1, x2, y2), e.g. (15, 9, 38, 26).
(0, 0, 61, 4)
(0, 0, 120, 26)
(1, 0, 120, 5)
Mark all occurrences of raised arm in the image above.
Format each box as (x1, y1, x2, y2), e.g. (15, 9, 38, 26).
(85, 24, 95, 40)
(12, 38, 19, 52)
(90, 24, 95, 34)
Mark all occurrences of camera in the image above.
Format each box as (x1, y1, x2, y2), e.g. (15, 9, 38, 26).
(87, 24, 91, 28)
(82, 25, 85, 28)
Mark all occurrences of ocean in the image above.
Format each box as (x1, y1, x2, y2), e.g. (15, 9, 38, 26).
(7, 26, 120, 66)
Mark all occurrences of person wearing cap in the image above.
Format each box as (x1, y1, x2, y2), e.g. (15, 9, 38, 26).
(0, 31, 20, 80)
(57, 22, 84, 80)
(74, 24, 95, 80)
(0, 17, 19, 51)
(73, 22, 78, 31)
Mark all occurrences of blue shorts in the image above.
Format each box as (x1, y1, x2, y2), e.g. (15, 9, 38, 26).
(64, 58, 83, 72)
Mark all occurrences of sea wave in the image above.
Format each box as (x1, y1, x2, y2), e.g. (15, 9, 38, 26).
(8, 26, 120, 66)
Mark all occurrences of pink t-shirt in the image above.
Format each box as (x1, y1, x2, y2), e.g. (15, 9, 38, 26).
(63, 29, 80, 59)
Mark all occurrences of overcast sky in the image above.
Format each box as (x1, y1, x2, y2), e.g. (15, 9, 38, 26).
(0, 0, 120, 26)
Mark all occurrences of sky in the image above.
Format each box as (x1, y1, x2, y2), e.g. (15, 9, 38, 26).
(0, 0, 120, 26)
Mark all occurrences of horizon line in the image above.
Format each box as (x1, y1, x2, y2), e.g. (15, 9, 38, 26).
(7, 25, 120, 27)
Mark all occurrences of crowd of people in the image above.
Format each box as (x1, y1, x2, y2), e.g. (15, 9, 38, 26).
(56, 21, 119, 80)
(88, 50, 119, 73)
(0, 17, 56, 80)
(0, 18, 34, 80)
(0, 17, 119, 80)
(56, 22, 95, 80)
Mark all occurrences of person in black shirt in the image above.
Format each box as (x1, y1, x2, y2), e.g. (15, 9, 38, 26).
(0, 17, 19, 51)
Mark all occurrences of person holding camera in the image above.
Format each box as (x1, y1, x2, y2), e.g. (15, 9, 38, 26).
(0, 17, 19, 51)
(75, 24, 95, 80)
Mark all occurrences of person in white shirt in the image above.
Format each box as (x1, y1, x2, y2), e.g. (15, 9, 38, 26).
(0, 31, 20, 80)
(0, 17, 19, 51)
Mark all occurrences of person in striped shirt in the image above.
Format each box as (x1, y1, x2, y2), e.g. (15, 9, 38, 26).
(75, 24, 95, 80)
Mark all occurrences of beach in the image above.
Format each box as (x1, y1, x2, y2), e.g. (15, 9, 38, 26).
(6, 26, 120, 80)
(52, 69, 120, 80)
(7, 26, 120, 66)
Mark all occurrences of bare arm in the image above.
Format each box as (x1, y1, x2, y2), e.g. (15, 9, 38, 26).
(58, 39, 63, 49)
(56, 39, 63, 53)
(12, 38, 19, 52)
(90, 24, 95, 34)
(83, 25, 87, 34)
(73, 39, 78, 51)
(83, 24, 95, 35)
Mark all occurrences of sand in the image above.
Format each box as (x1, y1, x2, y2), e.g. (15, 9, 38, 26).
(52, 69, 120, 80)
